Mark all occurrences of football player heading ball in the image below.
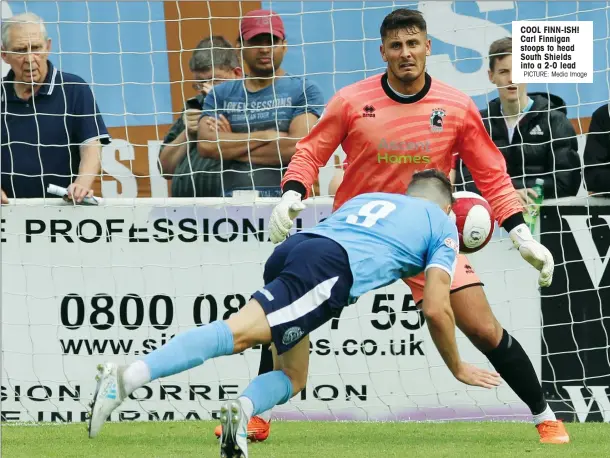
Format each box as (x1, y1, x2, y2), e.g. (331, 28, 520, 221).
(268, 7, 566, 446)
(88, 170, 502, 458)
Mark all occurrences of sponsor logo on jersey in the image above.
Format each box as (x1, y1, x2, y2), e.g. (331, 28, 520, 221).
(377, 153, 431, 164)
(378, 138, 430, 153)
(430, 108, 446, 132)
(376, 138, 431, 164)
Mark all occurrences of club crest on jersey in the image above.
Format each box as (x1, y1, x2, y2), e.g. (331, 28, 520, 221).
(444, 237, 458, 253)
(430, 108, 446, 132)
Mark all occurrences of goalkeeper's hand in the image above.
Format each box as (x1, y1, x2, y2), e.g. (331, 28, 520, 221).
(509, 223, 554, 287)
(269, 190, 306, 244)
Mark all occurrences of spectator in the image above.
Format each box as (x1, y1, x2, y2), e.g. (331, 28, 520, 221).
(583, 103, 610, 195)
(197, 9, 324, 197)
(455, 37, 581, 205)
(1, 12, 109, 204)
(159, 36, 242, 197)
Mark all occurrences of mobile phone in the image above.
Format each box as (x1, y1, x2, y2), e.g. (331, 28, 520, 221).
(185, 97, 202, 110)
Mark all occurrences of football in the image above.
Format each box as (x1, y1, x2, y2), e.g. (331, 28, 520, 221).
(450, 191, 494, 254)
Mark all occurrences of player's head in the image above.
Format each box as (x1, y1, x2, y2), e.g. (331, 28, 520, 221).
(407, 169, 455, 214)
(1, 12, 51, 85)
(238, 10, 287, 78)
(488, 37, 527, 105)
(189, 36, 242, 96)
(379, 9, 431, 84)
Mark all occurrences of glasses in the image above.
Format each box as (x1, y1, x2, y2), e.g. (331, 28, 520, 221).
(192, 82, 209, 92)
(191, 78, 231, 92)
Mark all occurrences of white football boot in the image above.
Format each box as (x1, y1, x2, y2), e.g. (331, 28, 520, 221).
(219, 399, 249, 458)
(88, 362, 126, 438)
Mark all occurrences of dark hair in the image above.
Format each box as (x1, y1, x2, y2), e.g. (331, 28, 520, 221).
(408, 169, 455, 205)
(189, 35, 239, 72)
(488, 37, 512, 71)
(380, 8, 427, 39)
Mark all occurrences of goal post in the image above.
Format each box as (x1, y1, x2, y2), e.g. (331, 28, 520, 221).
(1, 0, 610, 424)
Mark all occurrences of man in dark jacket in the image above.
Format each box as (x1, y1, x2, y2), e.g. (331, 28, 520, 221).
(455, 37, 581, 205)
(583, 103, 610, 195)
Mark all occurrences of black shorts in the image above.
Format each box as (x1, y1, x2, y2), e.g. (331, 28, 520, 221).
(251, 233, 353, 355)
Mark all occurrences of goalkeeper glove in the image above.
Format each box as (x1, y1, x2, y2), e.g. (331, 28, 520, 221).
(269, 190, 306, 244)
(509, 223, 554, 287)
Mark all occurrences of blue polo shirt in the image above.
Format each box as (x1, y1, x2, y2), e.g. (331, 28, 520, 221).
(1, 61, 110, 198)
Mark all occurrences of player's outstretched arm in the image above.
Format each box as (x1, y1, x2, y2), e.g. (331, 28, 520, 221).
(268, 191, 307, 244)
(508, 223, 555, 287)
(456, 99, 524, 226)
(456, 100, 555, 287)
(269, 94, 350, 244)
(422, 268, 501, 389)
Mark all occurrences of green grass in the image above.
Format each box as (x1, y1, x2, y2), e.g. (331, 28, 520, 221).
(2, 421, 608, 457)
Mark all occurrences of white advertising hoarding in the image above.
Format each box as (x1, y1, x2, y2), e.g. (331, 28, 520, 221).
(1, 198, 539, 423)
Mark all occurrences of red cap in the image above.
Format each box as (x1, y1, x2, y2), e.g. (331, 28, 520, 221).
(240, 9, 285, 41)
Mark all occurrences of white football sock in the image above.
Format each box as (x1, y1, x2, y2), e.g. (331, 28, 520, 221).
(532, 404, 556, 425)
(122, 360, 151, 396)
(238, 396, 254, 423)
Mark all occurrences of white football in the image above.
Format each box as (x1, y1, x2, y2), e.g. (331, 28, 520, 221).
(450, 191, 494, 254)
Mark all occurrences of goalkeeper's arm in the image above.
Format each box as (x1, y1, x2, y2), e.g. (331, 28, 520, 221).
(422, 268, 501, 389)
(280, 93, 349, 199)
(455, 100, 554, 287)
(269, 94, 349, 244)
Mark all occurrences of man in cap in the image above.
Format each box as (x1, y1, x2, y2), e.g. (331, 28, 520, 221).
(197, 9, 324, 199)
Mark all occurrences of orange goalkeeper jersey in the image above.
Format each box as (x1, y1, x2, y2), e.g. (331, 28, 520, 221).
(281, 72, 523, 226)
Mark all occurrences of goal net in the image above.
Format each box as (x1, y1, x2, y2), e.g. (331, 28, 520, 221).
(2, 1, 609, 425)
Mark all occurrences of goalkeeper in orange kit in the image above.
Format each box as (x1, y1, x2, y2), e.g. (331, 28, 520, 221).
(268, 8, 568, 444)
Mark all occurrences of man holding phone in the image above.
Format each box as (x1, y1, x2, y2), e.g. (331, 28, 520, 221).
(158, 36, 242, 197)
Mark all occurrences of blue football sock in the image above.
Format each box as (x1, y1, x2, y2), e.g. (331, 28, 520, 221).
(143, 320, 234, 381)
(240, 370, 293, 417)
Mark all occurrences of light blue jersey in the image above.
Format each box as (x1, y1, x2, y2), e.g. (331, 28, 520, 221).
(304, 193, 459, 300)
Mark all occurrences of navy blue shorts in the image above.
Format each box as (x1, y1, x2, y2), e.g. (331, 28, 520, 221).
(251, 232, 354, 355)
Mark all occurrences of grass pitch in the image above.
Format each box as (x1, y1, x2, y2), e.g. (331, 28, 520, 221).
(2, 421, 607, 457)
